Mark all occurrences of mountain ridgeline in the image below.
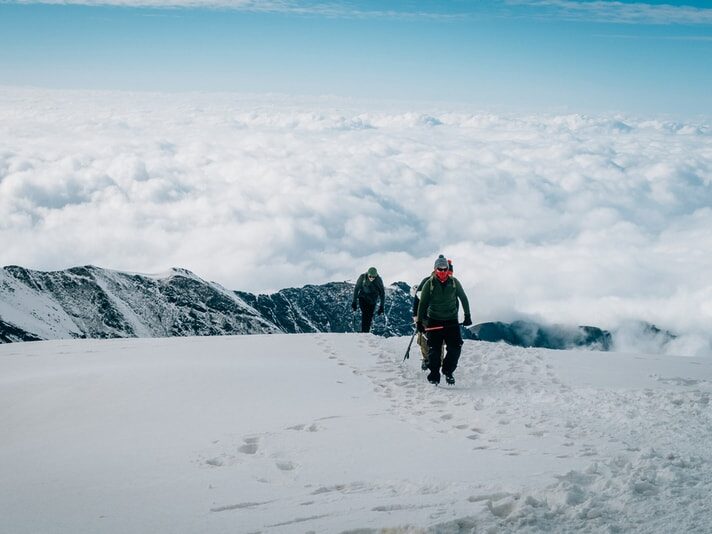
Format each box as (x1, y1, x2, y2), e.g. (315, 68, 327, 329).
(0, 265, 414, 343)
(0, 265, 658, 351)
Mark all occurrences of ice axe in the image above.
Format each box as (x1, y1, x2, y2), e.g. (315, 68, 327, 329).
(402, 329, 417, 361)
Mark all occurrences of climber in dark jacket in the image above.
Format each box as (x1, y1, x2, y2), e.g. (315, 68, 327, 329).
(417, 255, 472, 385)
(352, 267, 385, 333)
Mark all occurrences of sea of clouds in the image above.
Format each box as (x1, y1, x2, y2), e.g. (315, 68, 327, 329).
(1, 87, 711, 354)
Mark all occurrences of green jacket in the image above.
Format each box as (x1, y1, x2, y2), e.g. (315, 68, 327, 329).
(417, 276, 470, 322)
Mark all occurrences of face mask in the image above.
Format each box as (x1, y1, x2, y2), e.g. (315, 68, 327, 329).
(435, 269, 449, 282)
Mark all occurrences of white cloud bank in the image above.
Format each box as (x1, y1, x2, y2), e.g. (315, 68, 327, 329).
(1, 87, 711, 353)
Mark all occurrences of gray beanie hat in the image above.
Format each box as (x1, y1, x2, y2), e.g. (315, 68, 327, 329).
(434, 254, 449, 270)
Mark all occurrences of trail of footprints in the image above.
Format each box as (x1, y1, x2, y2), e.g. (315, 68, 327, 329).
(349, 335, 594, 459)
(201, 336, 712, 530)
(206, 334, 503, 469)
(200, 335, 638, 528)
(305, 336, 595, 460)
(320, 334, 502, 448)
(202, 336, 603, 476)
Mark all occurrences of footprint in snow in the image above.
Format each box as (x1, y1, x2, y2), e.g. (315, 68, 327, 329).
(275, 460, 296, 471)
(239, 437, 259, 454)
(285, 423, 319, 432)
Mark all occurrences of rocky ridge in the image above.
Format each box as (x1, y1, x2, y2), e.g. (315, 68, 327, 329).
(1, 265, 664, 352)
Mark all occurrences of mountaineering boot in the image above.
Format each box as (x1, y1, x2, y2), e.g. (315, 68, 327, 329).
(421, 359, 429, 371)
(445, 373, 455, 385)
(427, 371, 440, 385)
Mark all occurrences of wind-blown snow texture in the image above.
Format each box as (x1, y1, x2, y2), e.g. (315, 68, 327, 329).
(1, 334, 711, 533)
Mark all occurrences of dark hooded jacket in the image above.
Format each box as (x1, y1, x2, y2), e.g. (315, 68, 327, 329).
(353, 273, 385, 307)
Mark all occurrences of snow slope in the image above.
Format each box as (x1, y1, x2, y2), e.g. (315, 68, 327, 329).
(1, 334, 711, 533)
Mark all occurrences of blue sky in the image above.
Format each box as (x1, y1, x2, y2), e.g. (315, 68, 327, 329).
(1, 0, 711, 115)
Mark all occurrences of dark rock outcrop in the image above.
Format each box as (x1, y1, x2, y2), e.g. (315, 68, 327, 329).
(470, 320, 612, 351)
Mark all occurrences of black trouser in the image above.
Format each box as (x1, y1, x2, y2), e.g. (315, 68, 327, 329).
(426, 319, 463, 377)
(359, 297, 376, 333)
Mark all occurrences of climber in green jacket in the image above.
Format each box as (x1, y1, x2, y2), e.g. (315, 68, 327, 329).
(416, 255, 472, 385)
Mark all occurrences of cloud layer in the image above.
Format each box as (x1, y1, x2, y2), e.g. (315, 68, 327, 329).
(1, 87, 711, 353)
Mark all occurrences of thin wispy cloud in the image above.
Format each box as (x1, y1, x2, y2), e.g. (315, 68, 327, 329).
(3, 0, 469, 20)
(510, 0, 712, 25)
(595, 32, 712, 41)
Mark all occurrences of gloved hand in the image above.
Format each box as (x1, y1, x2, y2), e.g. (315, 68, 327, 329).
(462, 314, 472, 326)
(351, 302, 357, 311)
(377, 305, 384, 315)
(416, 321, 425, 333)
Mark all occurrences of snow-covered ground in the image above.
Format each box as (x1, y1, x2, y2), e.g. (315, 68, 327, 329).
(2, 334, 711, 533)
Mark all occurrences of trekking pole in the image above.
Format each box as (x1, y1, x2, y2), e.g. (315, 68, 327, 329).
(403, 329, 417, 361)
